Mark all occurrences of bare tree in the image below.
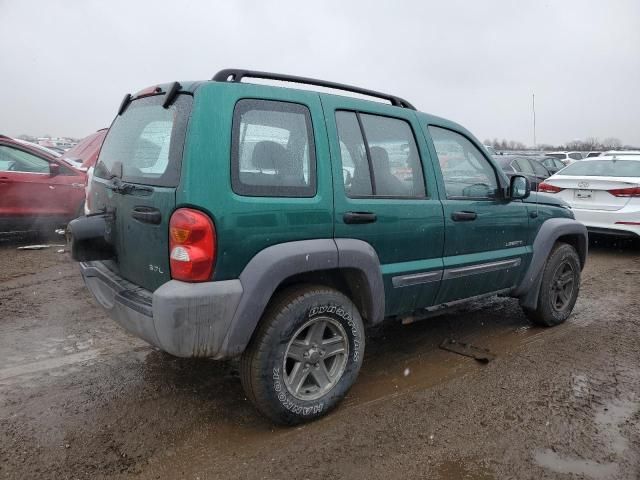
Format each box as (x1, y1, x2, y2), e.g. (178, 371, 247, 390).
(583, 137, 601, 151)
(602, 137, 622, 150)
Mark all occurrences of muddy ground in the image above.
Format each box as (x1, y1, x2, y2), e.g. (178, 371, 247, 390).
(0, 233, 639, 480)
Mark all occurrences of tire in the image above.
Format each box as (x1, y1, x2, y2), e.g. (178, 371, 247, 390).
(240, 284, 365, 425)
(524, 242, 581, 327)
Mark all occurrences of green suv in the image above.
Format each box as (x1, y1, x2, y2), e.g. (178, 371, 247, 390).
(70, 69, 587, 424)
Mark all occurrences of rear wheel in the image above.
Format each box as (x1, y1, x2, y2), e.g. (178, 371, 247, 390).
(524, 242, 581, 327)
(240, 285, 365, 425)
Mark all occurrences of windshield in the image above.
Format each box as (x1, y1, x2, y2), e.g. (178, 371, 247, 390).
(95, 94, 192, 187)
(557, 160, 640, 177)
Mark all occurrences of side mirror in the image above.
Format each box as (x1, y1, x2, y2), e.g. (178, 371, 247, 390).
(510, 175, 530, 200)
(49, 163, 60, 176)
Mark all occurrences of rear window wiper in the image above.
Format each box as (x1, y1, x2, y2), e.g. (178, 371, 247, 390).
(107, 177, 152, 196)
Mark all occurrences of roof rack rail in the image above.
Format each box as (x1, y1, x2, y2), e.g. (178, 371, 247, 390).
(212, 69, 416, 110)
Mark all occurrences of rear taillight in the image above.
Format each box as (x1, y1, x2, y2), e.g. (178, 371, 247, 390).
(538, 182, 564, 193)
(608, 186, 640, 197)
(169, 208, 216, 282)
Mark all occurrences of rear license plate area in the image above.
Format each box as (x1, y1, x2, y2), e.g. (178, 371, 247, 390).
(574, 189, 593, 199)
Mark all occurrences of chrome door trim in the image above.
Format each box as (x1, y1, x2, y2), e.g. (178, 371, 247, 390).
(392, 270, 443, 288)
(443, 258, 522, 280)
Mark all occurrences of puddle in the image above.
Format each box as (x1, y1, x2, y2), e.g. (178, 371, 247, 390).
(534, 449, 618, 479)
(534, 398, 639, 478)
(594, 399, 638, 456)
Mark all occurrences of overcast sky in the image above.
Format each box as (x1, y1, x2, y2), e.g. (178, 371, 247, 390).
(1, 0, 639, 146)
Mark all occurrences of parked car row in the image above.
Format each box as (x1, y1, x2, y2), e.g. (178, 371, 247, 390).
(492, 154, 565, 191)
(0, 130, 106, 232)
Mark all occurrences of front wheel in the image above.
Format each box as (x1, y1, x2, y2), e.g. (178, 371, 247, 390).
(524, 242, 581, 327)
(240, 285, 365, 425)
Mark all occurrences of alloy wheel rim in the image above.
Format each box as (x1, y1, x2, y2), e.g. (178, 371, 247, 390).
(550, 261, 575, 312)
(283, 317, 349, 401)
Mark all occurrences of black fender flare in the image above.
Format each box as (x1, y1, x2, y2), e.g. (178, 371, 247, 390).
(514, 218, 588, 309)
(218, 239, 384, 358)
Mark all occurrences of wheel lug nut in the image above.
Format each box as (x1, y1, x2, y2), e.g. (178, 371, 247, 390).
(315, 363, 319, 368)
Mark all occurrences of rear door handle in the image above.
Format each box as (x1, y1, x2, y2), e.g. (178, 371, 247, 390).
(343, 211, 377, 224)
(0, 176, 10, 185)
(131, 206, 162, 225)
(451, 211, 477, 221)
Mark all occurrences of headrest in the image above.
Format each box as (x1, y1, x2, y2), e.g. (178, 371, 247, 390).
(370, 146, 390, 169)
(252, 141, 288, 171)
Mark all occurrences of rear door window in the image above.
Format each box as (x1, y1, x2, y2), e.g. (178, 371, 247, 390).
(231, 99, 316, 197)
(95, 94, 192, 187)
(360, 114, 426, 198)
(335, 111, 426, 198)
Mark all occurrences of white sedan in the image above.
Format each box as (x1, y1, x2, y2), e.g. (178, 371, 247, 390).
(538, 156, 640, 239)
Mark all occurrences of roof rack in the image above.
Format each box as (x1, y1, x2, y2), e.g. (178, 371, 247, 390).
(212, 69, 416, 110)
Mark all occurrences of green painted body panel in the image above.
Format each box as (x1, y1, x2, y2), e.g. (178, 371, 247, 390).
(415, 112, 534, 303)
(320, 94, 445, 316)
(116, 186, 175, 290)
(179, 83, 333, 281)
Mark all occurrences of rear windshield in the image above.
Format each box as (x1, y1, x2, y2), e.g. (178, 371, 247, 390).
(547, 154, 566, 160)
(95, 94, 192, 187)
(557, 160, 640, 177)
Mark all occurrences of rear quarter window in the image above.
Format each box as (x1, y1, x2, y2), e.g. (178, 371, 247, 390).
(231, 99, 316, 197)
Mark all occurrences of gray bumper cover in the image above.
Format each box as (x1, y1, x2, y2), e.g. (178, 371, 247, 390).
(80, 262, 243, 358)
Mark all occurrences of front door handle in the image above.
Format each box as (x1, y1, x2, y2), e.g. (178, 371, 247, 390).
(451, 211, 477, 221)
(0, 176, 10, 185)
(343, 211, 377, 224)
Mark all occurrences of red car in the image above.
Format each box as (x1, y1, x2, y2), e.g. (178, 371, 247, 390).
(0, 135, 87, 232)
(58, 128, 107, 171)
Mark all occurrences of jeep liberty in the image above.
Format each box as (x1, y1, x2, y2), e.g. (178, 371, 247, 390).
(70, 69, 588, 424)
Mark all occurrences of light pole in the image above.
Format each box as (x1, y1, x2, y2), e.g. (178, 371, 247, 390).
(532, 93, 537, 149)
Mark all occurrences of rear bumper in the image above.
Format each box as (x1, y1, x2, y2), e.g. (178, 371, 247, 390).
(573, 207, 640, 238)
(80, 261, 243, 358)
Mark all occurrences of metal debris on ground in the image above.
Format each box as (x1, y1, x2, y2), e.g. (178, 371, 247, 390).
(439, 338, 496, 363)
(17, 244, 66, 251)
